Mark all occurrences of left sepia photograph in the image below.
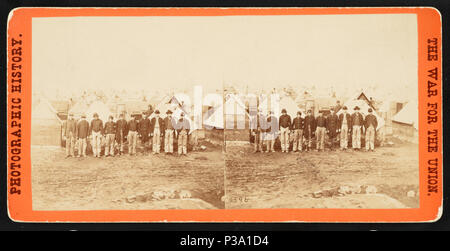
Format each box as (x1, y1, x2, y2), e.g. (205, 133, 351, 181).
(30, 17, 226, 210)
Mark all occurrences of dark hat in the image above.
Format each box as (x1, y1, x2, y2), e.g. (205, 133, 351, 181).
(343, 106, 348, 110)
(354, 106, 360, 110)
(109, 115, 114, 120)
(93, 113, 99, 117)
(155, 110, 160, 114)
(166, 110, 173, 114)
(368, 108, 373, 113)
(297, 111, 302, 115)
(180, 112, 185, 116)
(281, 108, 287, 113)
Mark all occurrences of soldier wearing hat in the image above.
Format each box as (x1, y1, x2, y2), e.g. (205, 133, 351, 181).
(127, 113, 139, 156)
(90, 113, 104, 157)
(291, 111, 304, 152)
(138, 111, 151, 154)
(163, 110, 176, 154)
(103, 115, 116, 157)
(150, 110, 164, 154)
(176, 112, 190, 156)
(279, 108, 292, 153)
(64, 113, 77, 158)
(251, 109, 266, 153)
(326, 108, 339, 150)
(364, 108, 378, 151)
(115, 113, 128, 155)
(303, 109, 316, 151)
(265, 111, 278, 153)
(315, 110, 327, 151)
(351, 106, 364, 150)
(76, 114, 89, 158)
(338, 106, 352, 150)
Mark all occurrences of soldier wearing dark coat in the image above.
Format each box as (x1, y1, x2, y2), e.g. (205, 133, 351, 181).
(115, 113, 128, 155)
(326, 108, 339, 150)
(291, 111, 304, 152)
(150, 110, 164, 154)
(103, 116, 116, 157)
(364, 108, 378, 151)
(176, 113, 190, 155)
(138, 112, 151, 153)
(64, 113, 77, 157)
(76, 114, 89, 158)
(265, 111, 278, 153)
(351, 106, 364, 150)
(338, 106, 352, 150)
(303, 109, 316, 151)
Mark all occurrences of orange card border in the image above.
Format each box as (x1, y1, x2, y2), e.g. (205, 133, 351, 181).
(6, 7, 443, 222)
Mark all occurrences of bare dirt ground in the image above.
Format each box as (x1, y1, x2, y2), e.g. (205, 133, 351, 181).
(31, 140, 225, 210)
(225, 142, 419, 209)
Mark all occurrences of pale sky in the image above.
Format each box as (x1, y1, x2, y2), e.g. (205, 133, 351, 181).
(32, 14, 418, 100)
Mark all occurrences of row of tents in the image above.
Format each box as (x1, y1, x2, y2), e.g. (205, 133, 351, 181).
(31, 91, 419, 146)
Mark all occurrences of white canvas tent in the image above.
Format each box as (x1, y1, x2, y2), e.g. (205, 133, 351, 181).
(337, 99, 385, 130)
(68, 100, 89, 119)
(85, 100, 114, 122)
(392, 101, 418, 130)
(32, 99, 62, 146)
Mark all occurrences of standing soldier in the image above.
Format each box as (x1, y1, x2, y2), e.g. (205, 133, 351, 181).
(76, 114, 89, 158)
(104, 115, 116, 157)
(334, 100, 342, 113)
(90, 113, 103, 158)
(303, 109, 315, 152)
(265, 111, 278, 153)
(127, 114, 139, 156)
(176, 113, 190, 156)
(251, 109, 264, 153)
(64, 113, 77, 158)
(364, 108, 378, 151)
(315, 111, 327, 151)
(291, 111, 304, 152)
(139, 112, 151, 154)
(164, 110, 176, 154)
(115, 113, 128, 155)
(351, 106, 364, 150)
(279, 108, 292, 153)
(150, 110, 164, 154)
(326, 108, 339, 151)
(338, 106, 352, 150)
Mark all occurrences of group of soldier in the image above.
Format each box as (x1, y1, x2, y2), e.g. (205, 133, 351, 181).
(63, 109, 191, 158)
(251, 105, 378, 153)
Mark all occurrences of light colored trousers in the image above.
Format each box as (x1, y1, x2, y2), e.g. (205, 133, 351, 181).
(265, 133, 276, 152)
(316, 127, 326, 150)
(164, 129, 174, 153)
(280, 127, 290, 152)
(105, 134, 115, 156)
(77, 138, 87, 157)
(92, 131, 102, 157)
(340, 126, 349, 149)
(292, 129, 303, 151)
(365, 126, 375, 150)
(128, 131, 138, 154)
(352, 125, 362, 149)
(66, 133, 75, 156)
(178, 130, 188, 154)
(152, 129, 161, 153)
(253, 132, 263, 151)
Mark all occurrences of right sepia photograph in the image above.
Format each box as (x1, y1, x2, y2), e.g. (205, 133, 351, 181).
(221, 13, 419, 209)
